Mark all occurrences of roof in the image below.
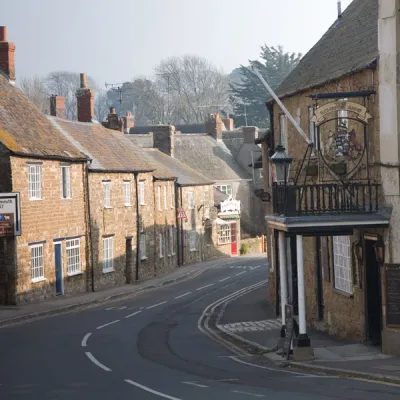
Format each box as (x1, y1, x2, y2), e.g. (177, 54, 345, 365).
(126, 133, 154, 148)
(273, 0, 378, 99)
(48, 117, 154, 172)
(143, 148, 214, 186)
(214, 187, 229, 204)
(0, 74, 87, 161)
(174, 134, 250, 181)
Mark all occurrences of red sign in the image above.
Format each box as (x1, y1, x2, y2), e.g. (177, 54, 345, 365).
(0, 213, 14, 237)
(177, 207, 187, 220)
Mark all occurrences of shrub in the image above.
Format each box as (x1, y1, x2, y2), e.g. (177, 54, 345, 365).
(240, 243, 249, 255)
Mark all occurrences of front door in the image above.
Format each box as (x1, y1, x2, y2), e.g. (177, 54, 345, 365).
(55, 243, 63, 296)
(365, 239, 382, 346)
(230, 222, 238, 256)
(126, 238, 133, 284)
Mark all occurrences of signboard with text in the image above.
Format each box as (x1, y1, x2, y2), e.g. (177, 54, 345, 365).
(0, 193, 21, 236)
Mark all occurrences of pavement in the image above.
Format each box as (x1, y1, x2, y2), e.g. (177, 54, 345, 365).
(214, 282, 400, 385)
(1, 255, 400, 399)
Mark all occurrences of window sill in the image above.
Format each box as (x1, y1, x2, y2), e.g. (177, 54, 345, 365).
(332, 287, 353, 298)
(104, 206, 113, 209)
(29, 198, 42, 201)
(103, 269, 115, 274)
(141, 256, 148, 261)
(160, 256, 164, 259)
(31, 277, 46, 283)
(190, 249, 197, 252)
(124, 204, 133, 207)
(68, 271, 84, 277)
(140, 203, 146, 206)
(168, 254, 172, 258)
(61, 197, 72, 200)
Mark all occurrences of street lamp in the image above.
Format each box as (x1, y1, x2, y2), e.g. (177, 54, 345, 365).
(374, 236, 385, 265)
(271, 144, 292, 183)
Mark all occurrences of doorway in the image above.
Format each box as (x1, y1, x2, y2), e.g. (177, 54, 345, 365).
(126, 238, 133, 284)
(365, 239, 382, 346)
(54, 243, 63, 296)
(230, 222, 238, 256)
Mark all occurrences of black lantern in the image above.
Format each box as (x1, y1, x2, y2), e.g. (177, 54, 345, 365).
(271, 144, 292, 183)
(374, 236, 385, 264)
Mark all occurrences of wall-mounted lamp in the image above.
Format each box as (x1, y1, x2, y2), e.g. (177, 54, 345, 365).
(374, 237, 385, 264)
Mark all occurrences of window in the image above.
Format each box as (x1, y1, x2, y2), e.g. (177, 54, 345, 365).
(216, 184, 232, 197)
(103, 182, 111, 208)
(337, 98, 349, 129)
(157, 186, 161, 211)
(333, 236, 353, 294)
(279, 114, 288, 151)
(28, 164, 41, 200)
(164, 186, 167, 210)
(189, 230, 196, 251)
(169, 225, 175, 255)
(139, 181, 145, 205)
(30, 244, 44, 282)
(188, 191, 195, 210)
(60, 166, 71, 199)
(124, 181, 131, 206)
(159, 233, 164, 258)
(66, 238, 81, 275)
(218, 224, 231, 245)
(170, 184, 174, 208)
(103, 237, 114, 273)
(140, 233, 147, 259)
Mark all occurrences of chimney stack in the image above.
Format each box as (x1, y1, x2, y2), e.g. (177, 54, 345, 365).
(122, 111, 135, 134)
(337, 0, 342, 19)
(152, 125, 175, 157)
(76, 73, 95, 122)
(0, 26, 16, 84)
(50, 95, 66, 119)
(205, 113, 224, 140)
(243, 126, 259, 143)
(102, 106, 123, 131)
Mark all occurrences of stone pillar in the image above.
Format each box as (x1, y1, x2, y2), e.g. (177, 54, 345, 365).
(278, 231, 288, 336)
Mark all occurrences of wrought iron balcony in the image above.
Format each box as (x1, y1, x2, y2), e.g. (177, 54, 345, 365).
(272, 182, 380, 217)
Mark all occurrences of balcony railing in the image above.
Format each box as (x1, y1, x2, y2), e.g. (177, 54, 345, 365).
(272, 182, 380, 217)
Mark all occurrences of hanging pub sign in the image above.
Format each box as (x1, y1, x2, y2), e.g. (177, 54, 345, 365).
(310, 100, 372, 180)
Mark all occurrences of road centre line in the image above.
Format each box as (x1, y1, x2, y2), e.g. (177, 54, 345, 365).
(182, 381, 209, 388)
(125, 379, 181, 400)
(175, 292, 191, 299)
(85, 352, 111, 372)
(219, 277, 231, 282)
(196, 283, 214, 291)
(250, 266, 261, 270)
(96, 320, 120, 330)
(125, 310, 142, 319)
(147, 301, 167, 309)
(232, 390, 264, 397)
(236, 271, 246, 276)
(81, 332, 92, 347)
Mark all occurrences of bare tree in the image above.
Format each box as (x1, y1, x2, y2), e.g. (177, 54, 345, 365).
(95, 90, 111, 122)
(155, 55, 231, 124)
(19, 75, 49, 113)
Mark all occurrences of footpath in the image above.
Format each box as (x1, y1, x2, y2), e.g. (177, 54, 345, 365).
(214, 283, 400, 385)
(0, 255, 252, 328)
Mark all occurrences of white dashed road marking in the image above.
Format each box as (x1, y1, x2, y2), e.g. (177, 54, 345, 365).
(196, 284, 214, 291)
(232, 390, 264, 397)
(147, 301, 167, 309)
(125, 379, 181, 400)
(236, 271, 246, 276)
(125, 310, 142, 319)
(96, 320, 120, 330)
(250, 266, 261, 271)
(85, 352, 111, 372)
(182, 381, 209, 388)
(219, 277, 231, 282)
(81, 332, 92, 347)
(175, 292, 191, 299)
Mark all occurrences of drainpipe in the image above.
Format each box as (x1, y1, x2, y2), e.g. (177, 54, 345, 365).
(175, 180, 181, 266)
(134, 171, 140, 281)
(266, 101, 275, 157)
(84, 160, 95, 292)
(180, 186, 184, 265)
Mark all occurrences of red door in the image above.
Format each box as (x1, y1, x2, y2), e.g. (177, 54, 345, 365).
(230, 222, 237, 256)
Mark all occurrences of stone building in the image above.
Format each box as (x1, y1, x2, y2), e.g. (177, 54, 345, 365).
(262, 0, 400, 357)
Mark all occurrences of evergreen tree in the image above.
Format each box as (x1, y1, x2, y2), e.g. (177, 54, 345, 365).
(230, 45, 302, 127)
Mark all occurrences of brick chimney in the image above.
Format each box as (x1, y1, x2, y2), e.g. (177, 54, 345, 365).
(243, 126, 259, 143)
(50, 95, 66, 119)
(152, 125, 175, 157)
(76, 73, 95, 122)
(102, 107, 123, 131)
(122, 111, 135, 134)
(205, 114, 224, 140)
(0, 26, 16, 84)
(222, 118, 234, 131)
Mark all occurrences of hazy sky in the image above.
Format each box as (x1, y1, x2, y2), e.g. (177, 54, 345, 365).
(2, 0, 352, 85)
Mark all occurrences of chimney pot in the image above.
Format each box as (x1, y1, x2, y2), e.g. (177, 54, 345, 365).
(80, 73, 88, 88)
(110, 107, 116, 114)
(337, 0, 342, 18)
(0, 26, 7, 41)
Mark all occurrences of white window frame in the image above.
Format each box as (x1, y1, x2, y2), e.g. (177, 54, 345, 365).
(189, 230, 196, 251)
(66, 238, 81, 275)
(30, 243, 45, 282)
(170, 183, 174, 208)
(139, 181, 145, 205)
(333, 235, 353, 294)
(164, 186, 168, 210)
(102, 237, 114, 273)
(60, 165, 71, 199)
(218, 224, 231, 245)
(337, 98, 349, 129)
(169, 225, 175, 255)
(159, 233, 164, 258)
(103, 182, 111, 208)
(188, 191, 195, 210)
(279, 114, 288, 151)
(216, 184, 232, 197)
(140, 233, 147, 260)
(124, 181, 131, 206)
(28, 164, 42, 200)
(157, 186, 162, 211)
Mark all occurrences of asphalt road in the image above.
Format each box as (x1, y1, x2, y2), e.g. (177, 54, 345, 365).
(1, 256, 400, 399)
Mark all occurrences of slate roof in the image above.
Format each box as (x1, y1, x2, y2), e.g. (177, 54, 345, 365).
(144, 148, 214, 186)
(48, 117, 154, 173)
(126, 133, 154, 148)
(274, 0, 378, 99)
(0, 74, 87, 161)
(174, 134, 250, 181)
(214, 187, 229, 204)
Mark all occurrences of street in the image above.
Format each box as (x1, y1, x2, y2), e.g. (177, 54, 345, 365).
(1, 257, 400, 399)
